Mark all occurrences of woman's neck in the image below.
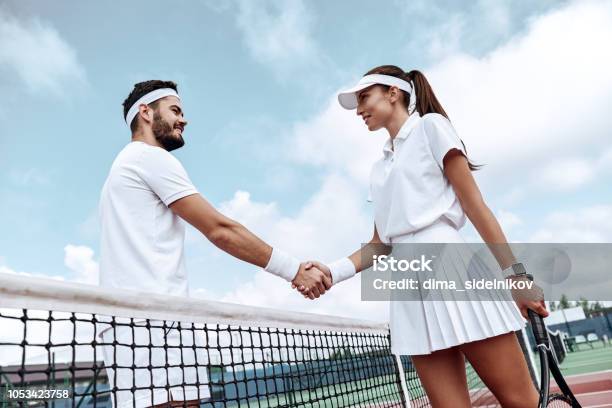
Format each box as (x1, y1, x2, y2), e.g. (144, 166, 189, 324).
(386, 109, 410, 140)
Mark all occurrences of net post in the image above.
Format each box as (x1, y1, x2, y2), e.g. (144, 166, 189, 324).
(393, 354, 411, 408)
(558, 331, 568, 354)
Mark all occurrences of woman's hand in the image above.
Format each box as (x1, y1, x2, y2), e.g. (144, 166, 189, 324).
(292, 261, 332, 299)
(509, 275, 549, 319)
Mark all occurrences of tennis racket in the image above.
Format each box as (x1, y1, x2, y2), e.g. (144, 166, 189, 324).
(528, 306, 581, 407)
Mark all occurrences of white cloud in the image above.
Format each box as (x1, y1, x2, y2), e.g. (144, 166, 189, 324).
(192, 175, 387, 321)
(0, 256, 98, 366)
(219, 191, 281, 239)
(427, 14, 467, 61)
(478, 0, 512, 35)
(418, 0, 612, 196)
(235, 0, 315, 60)
(289, 0, 612, 198)
(496, 209, 523, 230)
(496, 186, 528, 207)
(233, 0, 324, 79)
(0, 264, 65, 281)
(290, 97, 383, 184)
(221, 175, 371, 261)
(63, 244, 99, 284)
(0, 8, 86, 95)
(0, 264, 23, 276)
(397, 0, 568, 61)
(535, 157, 595, 191)
(0, 244, 98, 289)
(196, 0, 612, 320)
(7, 1, 610, 329)
(528, 205, 612, 242)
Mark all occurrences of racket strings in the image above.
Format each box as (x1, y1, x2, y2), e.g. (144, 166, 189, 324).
(546, 393, 574, 407)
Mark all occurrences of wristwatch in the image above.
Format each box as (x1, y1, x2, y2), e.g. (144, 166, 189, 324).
(506, 262, 533, 281)
(510, 262, 527, 276)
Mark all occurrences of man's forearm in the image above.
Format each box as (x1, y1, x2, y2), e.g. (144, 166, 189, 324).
(211, 223, 301, 283)
(209, 222, 272, 268)
(169, 193, 298, 279)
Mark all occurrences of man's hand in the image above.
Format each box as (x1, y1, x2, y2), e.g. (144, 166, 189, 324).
(291, 261, 332, 299)
(291, 262, 332, 300)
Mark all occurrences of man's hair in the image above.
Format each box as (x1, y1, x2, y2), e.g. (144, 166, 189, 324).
(122, 80, 178, 133)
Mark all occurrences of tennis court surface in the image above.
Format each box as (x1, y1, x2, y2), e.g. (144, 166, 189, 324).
(1, 273, 610, 407)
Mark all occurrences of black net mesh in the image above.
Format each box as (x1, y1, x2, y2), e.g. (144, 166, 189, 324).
(0, 276, 538, 408)
(548, 331, 566, 365)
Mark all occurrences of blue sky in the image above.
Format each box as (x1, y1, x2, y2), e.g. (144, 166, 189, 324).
(1, 0, 611, 320)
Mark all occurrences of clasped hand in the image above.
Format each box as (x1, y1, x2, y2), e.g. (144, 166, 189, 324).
(508, 275, 549, 319)
(291, 261, 332, 300)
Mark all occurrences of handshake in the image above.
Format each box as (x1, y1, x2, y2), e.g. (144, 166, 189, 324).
(291, 261, 332, 300)
(265, 249, 357, 299)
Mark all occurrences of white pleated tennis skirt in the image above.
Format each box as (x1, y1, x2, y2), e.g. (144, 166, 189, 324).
(99, 321, 210, 408)
(388, 217, 525, 356)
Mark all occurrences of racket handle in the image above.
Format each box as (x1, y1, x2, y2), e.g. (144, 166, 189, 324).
(521, 273, 550, 346)
(528, 308, 549, 346)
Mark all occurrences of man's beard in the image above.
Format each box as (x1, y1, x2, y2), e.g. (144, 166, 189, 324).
(152, 112, 184, 152)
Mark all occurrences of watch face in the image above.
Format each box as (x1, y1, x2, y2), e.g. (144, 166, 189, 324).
(512, 263, 527, 275)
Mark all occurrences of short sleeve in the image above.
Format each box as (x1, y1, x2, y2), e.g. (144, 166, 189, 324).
(137, 148, 198, 206)
(423, 113, 467, 170)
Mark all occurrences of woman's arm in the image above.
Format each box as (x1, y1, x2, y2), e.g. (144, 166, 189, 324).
(295, 225, 391, 295)
(443, 149, 548, 317)
(443, 150, 516, 269)
(345, 225, 392, 272)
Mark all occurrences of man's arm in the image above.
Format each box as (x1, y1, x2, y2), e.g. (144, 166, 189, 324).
(169, 193, 331, 297)
(170, 193, 271, 267)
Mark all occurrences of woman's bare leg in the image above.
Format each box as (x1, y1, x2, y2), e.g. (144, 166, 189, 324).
(459, 332, 539, 408)
(410, 346, 472, 408)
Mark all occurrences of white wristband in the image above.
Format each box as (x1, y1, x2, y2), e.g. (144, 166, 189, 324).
(328, 257, 356, 285)
(264, 248, 300, 282)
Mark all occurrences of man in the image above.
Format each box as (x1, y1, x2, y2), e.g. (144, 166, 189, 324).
(98, 80, 331, 408)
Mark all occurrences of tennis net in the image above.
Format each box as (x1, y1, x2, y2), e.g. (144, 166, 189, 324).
(0, 273, 536, 408)
(548, 330, 566, 365)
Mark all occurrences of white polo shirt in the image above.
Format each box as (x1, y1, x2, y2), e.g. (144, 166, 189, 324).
(369, 112, 468, 244)
(99, 141, 198, 296)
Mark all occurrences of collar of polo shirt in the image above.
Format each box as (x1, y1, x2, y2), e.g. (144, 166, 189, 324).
(383, 111, 421, 156)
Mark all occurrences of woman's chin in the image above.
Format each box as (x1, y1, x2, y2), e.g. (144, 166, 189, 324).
(366, 122, 379, 131)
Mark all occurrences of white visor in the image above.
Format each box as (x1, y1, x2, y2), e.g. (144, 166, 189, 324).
(337, 74, 413, 110)
(125, 88, 181, 127)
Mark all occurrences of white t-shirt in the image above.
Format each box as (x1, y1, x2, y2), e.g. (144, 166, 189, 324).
(369, 112, 468, 244)
(99, 141, 198, 296)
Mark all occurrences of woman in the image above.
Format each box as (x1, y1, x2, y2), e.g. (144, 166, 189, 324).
(297, 66, 549, 408)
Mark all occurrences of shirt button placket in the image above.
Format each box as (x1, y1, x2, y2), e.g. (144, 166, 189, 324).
(385, 154, 393, 176)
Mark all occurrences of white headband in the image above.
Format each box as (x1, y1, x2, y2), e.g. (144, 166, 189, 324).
(337, 74, 414, 110)
(125, 88, 181, 127)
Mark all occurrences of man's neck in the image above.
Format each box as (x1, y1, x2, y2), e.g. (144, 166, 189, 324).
(131, 131, 162, 149)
